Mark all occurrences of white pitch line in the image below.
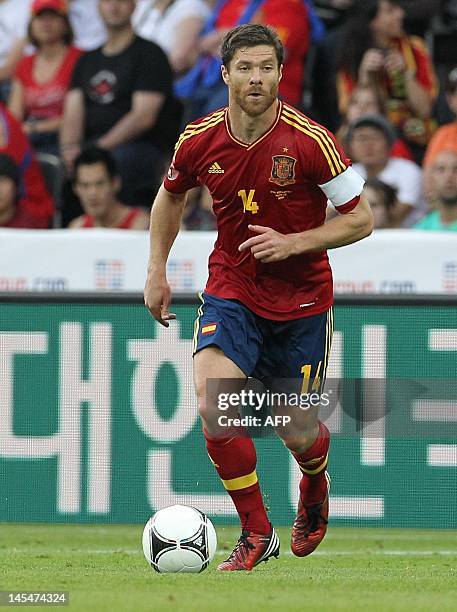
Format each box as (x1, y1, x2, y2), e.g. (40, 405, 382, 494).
(281, 550, 457, 557)
(317, 532, 456, 541)
(6, 549, 457, 557)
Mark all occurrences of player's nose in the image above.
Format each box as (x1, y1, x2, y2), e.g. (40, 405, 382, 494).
(249, 68, 262, 84)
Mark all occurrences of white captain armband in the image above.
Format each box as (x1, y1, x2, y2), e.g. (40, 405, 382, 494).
(319, 166, 365, 212)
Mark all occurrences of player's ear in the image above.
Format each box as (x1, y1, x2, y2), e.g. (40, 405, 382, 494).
(279, 64, 283, 82)
(221, 64, 230, 85)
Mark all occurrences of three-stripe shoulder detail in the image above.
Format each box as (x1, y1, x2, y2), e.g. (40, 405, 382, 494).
(174, 110, 226, 154)
(280, 105, 346, 177)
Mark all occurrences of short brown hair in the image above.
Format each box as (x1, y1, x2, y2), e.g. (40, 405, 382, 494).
(221, 24, 284, 69)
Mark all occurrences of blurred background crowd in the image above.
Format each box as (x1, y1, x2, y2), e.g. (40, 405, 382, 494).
(0, 0, 456, 232)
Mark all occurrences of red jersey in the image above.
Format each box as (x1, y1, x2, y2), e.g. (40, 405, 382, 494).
(164, 101, 364, 320)
(81, 208, 144, 229)
(15, 47, 82, 120)
(217, 0, 310, 105)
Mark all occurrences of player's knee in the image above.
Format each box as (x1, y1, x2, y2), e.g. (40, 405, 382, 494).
(195, 394, 218, 425)
(197, 396, 209, 422)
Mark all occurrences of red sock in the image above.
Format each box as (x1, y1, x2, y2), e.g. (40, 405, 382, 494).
(292, 421, 330, 505)
(204, 428, 270, 535)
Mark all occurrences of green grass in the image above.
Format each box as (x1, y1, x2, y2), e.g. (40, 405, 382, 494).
(0, 524, 456, 611)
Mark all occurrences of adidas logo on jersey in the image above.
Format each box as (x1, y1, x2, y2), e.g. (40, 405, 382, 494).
(208, 162, 224, 174)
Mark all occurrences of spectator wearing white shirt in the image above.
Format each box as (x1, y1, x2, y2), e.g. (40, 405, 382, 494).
(0, 0, 33, 100)
(347, 114, 425, 226)
(68, 0, 107, 51)
(133, 0, 210, 74)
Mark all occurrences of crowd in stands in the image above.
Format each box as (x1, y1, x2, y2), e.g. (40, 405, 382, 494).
(0, 0, 455, 232)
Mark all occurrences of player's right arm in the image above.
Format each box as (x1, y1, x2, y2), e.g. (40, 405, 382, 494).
(144, 185, 189, 327)
(145, 121, 200, 325)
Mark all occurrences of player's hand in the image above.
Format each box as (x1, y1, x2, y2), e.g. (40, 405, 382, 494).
(144, 272, 176, 327)
(238, 225, 299, 263)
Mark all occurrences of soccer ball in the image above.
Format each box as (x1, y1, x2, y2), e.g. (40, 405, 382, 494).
(142, 504, 217, 573)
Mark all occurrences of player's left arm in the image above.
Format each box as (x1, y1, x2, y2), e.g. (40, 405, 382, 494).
(238, 195, 373, 263)
(240, 129, 373, 263)
(294, 193, 373, 252)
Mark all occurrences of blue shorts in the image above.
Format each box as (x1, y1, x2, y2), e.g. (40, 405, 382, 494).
(193, 292, 333, 387)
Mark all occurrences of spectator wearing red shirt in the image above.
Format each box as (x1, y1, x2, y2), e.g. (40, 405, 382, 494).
(8, 0, 82, 155)
(0, 153, 48, 228)
(68, 146, 149, 230)
(0, 102, 53, 226)
(336, 0, 437, 163)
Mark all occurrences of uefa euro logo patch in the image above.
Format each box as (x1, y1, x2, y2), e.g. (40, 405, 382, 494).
(201, 323, 217, 335)
(269, 155, 297, 186)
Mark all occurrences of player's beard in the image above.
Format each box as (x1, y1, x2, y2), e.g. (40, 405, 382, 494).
(234, 83, 278, 118)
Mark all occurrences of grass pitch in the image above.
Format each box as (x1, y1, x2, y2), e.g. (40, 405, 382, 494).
(0, 524, 456, 612)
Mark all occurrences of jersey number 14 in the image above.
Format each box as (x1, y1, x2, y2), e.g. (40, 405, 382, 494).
(238, 189, 259, 214)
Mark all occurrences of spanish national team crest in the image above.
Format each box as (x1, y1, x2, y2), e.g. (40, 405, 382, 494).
(269, 155, 297, 186)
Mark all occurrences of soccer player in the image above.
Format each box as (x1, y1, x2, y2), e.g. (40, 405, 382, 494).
(144, 24, 373, 571)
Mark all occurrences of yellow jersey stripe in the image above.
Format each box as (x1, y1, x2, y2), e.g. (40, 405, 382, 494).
(281, 115, 337, 177)
(222, 470, 258, 491)
(323, 309, 330, 379)
(175, 110, 226, 148)
(299, 454, 328, 475)
(192, 292, 205, 354)
(184, 109, 226, 131)
(283, 106, 346, 173)
(323, 307, 334, 380)
(174, 115, 225, 155)
(282, 107, 346, 175)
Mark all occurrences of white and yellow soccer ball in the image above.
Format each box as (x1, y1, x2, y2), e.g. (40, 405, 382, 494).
(142, 504, 217, 573)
